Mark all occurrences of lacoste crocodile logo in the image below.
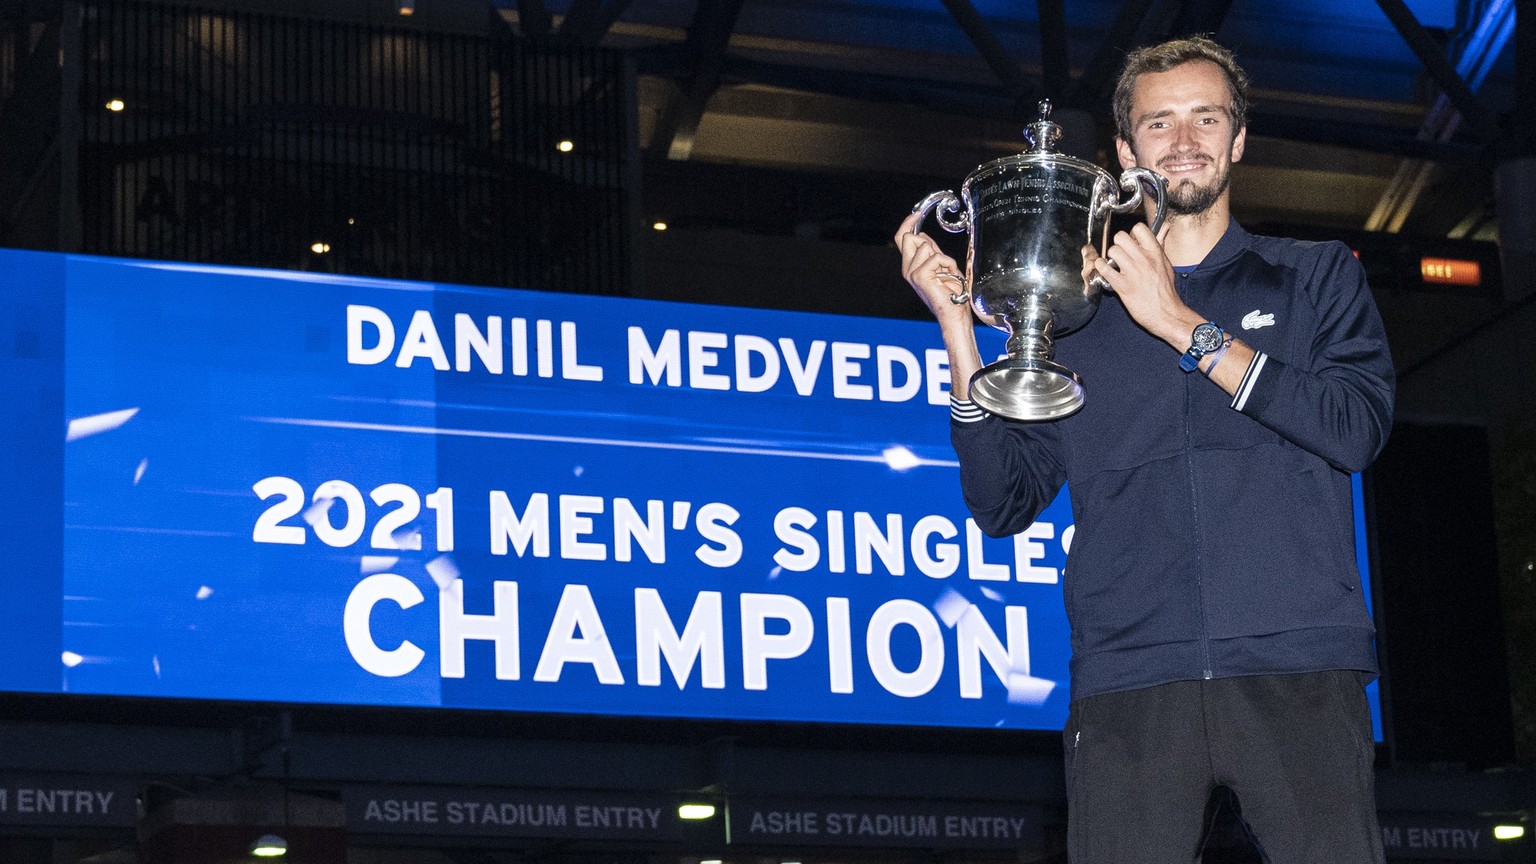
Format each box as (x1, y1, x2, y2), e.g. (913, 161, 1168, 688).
(1241, 309, 1276, 330)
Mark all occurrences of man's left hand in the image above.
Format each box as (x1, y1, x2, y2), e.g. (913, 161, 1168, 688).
(1091, 222, 1203, 351)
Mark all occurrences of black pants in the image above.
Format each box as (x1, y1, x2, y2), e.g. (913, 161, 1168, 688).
(1063, 671, 1385, 863)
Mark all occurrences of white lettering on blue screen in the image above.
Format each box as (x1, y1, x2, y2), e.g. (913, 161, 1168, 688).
(342, 579, 1035, 700)
(339, 305, 952, 404)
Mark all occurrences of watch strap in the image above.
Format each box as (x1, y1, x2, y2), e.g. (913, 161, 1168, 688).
(1179, 321, 1223, 373)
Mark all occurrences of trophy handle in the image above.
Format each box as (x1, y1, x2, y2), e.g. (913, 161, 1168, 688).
(911, 190, 969, 234)
(1110, 167, 1170, 233)
(910, 191, 972, 304)
(1089, 168, 1170, 293)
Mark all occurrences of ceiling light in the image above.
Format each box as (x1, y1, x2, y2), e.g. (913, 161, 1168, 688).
(652, 221, 668, 232)
(105, 99, 125, 112)
(310, 242, 331, 254)
(557, 139, 574, 153)
(1494, 825, 1526, 841)
(396, 0, 414, 15)
(249, 834, 288, 856)
(678, 803, 716, 820)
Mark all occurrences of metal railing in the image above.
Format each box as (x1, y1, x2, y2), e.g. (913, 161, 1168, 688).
(75, 0, 634, 294)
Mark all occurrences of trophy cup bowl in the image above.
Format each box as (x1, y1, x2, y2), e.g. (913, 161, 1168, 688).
(912, 101, 1168, 421)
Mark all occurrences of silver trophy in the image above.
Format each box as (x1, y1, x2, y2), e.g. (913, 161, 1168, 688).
(913, 100, 1168, 421)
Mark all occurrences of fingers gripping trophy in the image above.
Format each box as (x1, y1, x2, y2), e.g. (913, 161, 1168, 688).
(912, 100, 1168, 421)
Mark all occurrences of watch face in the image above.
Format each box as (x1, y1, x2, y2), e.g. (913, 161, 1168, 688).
(1192, 322, 1224, 353)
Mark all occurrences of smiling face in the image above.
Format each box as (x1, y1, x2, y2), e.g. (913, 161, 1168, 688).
(1116, 59, 1247, 218)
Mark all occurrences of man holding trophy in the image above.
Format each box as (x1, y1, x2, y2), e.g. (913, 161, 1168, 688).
(896, 36, 1394, 863)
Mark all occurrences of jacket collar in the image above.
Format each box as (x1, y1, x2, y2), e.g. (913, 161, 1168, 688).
(1191, 217, 1251, 270)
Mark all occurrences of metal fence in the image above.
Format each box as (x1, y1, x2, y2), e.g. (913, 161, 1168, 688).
(76, 1, 634, 294)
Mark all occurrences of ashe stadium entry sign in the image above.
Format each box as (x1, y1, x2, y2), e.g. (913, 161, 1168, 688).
(0, 248, 1375, 732)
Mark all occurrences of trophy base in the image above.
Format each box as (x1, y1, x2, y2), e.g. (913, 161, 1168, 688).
(969, 359, 1085, 421)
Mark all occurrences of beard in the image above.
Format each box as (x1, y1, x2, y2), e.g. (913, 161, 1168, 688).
(1165, 160, 1232, 217)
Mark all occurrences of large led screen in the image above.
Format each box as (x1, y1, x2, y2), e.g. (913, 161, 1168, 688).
(0, 248, 1378, 732)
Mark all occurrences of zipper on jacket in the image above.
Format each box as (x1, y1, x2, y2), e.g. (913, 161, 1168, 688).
(1181, 278, 1215, 681)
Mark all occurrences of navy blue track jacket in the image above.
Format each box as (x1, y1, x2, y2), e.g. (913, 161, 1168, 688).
(951, 219, 1396, 703)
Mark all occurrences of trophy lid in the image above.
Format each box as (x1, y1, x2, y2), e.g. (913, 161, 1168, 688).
(1022, 100, 1061, 154)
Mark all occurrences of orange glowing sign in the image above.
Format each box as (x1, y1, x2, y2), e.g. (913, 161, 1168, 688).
(1420, 257, 1481, 287)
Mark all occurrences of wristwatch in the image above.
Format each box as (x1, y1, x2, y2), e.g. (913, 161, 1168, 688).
(1179, 321, 1225, 372)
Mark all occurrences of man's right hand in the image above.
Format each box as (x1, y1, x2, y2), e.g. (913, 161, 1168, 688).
(894, 212, 985, 399)
(894, 212, 974, 325)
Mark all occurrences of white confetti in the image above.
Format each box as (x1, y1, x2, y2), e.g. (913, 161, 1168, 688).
(767, 565, 783, 580)
(978, 586, 1005, 603)
(1006, 672, 1057, 706)
(195, 585, 214, 600)
(152, 656, 162, 678)
(932, 588, 970, 627)
(573, 465, 585, 477)
(301, 496, 335, 527)
(61, 651, 84, 668)
(360, 555, 399, 575)
(426, 555, 460, 591)
(134, 458, 148, 484)
(390, 526, 422, 550)
(66, 407, 140, 441)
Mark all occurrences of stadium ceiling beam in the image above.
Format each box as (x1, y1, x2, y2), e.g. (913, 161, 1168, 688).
(1365, 0, 1513, 233)
(939, 0, 1040, 117)
(711, 54, 1483, 166)
(652, 0, 746, 161)
(1036, 0, 1068, 105)
(1063, 0, 1157, 112)
(1372, 0, 1503, 146)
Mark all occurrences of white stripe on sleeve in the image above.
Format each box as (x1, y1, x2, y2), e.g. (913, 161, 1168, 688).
(950, 395, 988, 423)
(1232, 352, 1268, 412)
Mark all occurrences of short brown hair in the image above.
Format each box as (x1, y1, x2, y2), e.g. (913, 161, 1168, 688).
(1112, 35, 1249, 143)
